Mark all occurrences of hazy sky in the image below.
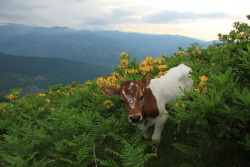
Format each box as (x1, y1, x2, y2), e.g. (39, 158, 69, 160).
(0, 0, 249, 41)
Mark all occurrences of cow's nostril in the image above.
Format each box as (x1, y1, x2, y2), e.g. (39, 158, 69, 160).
(130, 115, 141, 122)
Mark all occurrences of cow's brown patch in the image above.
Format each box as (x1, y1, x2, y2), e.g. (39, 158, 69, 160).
(143, 88, 159, 119)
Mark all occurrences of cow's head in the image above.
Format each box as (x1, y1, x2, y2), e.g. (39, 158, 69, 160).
(103, 74, 152, 123)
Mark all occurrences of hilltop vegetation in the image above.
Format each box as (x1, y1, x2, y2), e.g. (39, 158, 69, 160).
(0, 24, 214, 67)
(0, 18, 249, 166)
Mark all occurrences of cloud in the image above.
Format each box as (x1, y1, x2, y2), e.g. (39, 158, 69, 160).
(143, 10, 228, 24)
(81, 8, 138, 27)
(0, 0, 139, 29)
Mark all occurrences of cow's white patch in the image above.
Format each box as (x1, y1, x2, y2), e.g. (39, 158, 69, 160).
(122, 88, 136, 109)
(128, 82, 134, 93)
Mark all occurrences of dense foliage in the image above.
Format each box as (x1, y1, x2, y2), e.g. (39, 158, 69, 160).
(0, 18, 249, 166)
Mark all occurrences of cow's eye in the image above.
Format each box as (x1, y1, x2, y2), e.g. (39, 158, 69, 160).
(120, 99, 125, 104)
(140, 95, 144, 101)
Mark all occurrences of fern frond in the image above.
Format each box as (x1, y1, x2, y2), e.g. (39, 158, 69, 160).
(96, 158, 120, 167)
(171, 143, 196, 156)
(105, 148, 121, 157)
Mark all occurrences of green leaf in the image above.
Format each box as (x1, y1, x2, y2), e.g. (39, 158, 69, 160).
(200, 119, 208, 126)
(195, 120, 200, 125)
(247, 44, 250, 53)
(247, 94, 250, 104)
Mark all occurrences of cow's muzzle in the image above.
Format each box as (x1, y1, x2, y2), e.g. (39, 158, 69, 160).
(129, 115, 142, 123)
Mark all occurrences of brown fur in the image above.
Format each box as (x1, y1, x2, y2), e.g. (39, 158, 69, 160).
(143, 88, 159, 119)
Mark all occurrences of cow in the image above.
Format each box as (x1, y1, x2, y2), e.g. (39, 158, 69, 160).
(103, 64, 193, 156)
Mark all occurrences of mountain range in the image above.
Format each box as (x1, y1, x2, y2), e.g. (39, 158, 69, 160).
(0, 24, 216, 68)
(0, 24, 217, 96)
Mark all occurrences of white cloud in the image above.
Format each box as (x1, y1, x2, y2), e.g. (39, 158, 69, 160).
(143, 10, 228, 24)
(0, 0, 249, 40)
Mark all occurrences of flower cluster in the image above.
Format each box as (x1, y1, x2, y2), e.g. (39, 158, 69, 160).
(39, 93, 46, 97)
(118, 52, 129, 68)
(124, 69, 138, 75)
(7, 92, 20, 100)
(139, 57, 153, 75)
(45, 99, 50, 106)
(153, 58, 163, 64)
(153, 58, 168, 78)
(0, 103, 6, 114)
(176, 50, 185, 56)
(175, 103, 186, 108)
(104, 100, 114, 109)
(39, 107, 44, 112)
(195, 75, 208, 93)
(191, 48, 202, 57)
(97, 72, 122, 93)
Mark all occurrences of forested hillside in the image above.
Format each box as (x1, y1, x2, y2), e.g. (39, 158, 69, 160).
(0, 24, 214, 67)
(0, 52, 112, 92)
(0, 17, 249, 166)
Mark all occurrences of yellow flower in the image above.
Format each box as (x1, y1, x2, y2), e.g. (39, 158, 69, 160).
(7, 92, 20, 100)
(154, 58, 163, 64)
(156, 70, 168, 78)
(199, 75, 208, 82)
(195, 88, 201, 93)
(181, 103, 186, 107)
(65, 93, 70, 97)
(199, 81, 204, 87)
(118, 58, 128, 68)
(39, 93, 46, 97)
(212, 63, 215, 66)
(0, 105, 5, 114)
(120, 52, 126, 56)
(175, 103, 178, 107)
(202, 87, 208, 94)
(45, 99, 50, 106)
(50, 108, 55, 111)
(176, 50, 185, 56)
(105, 100, 114, 109)
(39, 107, 44, 112)
(157, 65, 167, 69)
(195, 75, 208, 93)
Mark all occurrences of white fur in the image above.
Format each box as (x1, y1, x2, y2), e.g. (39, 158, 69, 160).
(138, 64, 193, 141)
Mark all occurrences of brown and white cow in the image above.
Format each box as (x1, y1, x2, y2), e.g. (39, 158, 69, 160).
(103, 64, 193, 155)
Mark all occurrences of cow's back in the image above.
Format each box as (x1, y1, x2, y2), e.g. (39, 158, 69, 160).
(148, 64, 193, 109)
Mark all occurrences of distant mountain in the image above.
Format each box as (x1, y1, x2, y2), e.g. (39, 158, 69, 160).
(0, 24, 33, 44)
(0, 24, 215, 67)
(0, 52, 112, 93)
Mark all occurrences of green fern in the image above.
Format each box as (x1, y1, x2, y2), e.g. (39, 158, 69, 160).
(96, 159, 120, 167)
(171, 143, 196, 156)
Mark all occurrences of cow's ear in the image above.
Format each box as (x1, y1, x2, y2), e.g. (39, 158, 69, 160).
(103, 86, 120, 96)
(141, 74, 152, 88)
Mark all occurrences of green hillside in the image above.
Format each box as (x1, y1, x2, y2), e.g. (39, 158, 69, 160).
(0, 17, 249, 166)
(0, 52, 112, 92)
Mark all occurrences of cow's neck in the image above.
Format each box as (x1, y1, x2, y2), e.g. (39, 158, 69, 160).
(142, 87, 159, 120)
